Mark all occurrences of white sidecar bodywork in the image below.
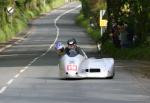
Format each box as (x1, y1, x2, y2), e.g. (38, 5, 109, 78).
(59, 53, 115, 79)
(79, 58, 114, 78)
(59, 54, 86, 79)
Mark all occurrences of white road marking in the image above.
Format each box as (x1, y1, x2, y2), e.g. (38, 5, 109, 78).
(24, 66, 29, 69)
(20, 69, 26, 73)
(30, 60, 36, 64)
(7, 79, 14, 85)
(14, 74, 20, 78)
(40, 53, 47, 57)
(0, 4, 81, 94)
(5, 45, 12, 48)
(0, 48, 5, 52)
(0, 86, 7, 94)
(27, 63, 32, 66)
(33, 57, 39, 61)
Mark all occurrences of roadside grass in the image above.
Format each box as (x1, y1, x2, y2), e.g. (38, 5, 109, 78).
(76, 13, 101, 42)
(101, 41, 150, 60)
(0, 29, 6, 42)
(51, 0, 65, 9)
(0, 0, 66, 43)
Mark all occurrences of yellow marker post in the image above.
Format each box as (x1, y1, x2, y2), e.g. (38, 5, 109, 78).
(99, 19, 108, 36)
(100, 19, 108, 27)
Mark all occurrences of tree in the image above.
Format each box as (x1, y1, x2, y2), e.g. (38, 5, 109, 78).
(106, 0, 150, 44)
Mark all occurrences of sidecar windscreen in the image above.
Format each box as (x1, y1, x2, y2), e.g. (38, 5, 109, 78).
(67, 49, 78, 57)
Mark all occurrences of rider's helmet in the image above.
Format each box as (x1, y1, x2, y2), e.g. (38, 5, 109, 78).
(67, 38, 77, 45)
(67, 38, 77, 49)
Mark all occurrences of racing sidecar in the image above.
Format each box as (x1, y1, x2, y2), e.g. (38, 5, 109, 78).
(58, 49, 115, 79)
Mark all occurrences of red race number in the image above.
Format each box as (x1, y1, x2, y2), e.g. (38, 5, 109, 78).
(67, 64, 77, 71)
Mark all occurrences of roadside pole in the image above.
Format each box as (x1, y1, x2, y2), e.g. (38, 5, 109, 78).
(98, 10, 107, 52)
(99, 10, 107, 36)
(7, 7, 15, 29)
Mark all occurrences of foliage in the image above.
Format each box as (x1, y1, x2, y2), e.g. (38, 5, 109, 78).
(101, 41, 150, 60)
(106, 0, 150, 44)
(0, 29, 6, 42)
(76, 12, 101, 42)
(79, 0, 150, 44)
(0, 0, 66, 43)
(79, 0, 150, 60)
(79, 0, 106, 27)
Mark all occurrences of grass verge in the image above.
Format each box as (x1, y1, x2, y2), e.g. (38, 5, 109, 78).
(0, 0, 66, 43)
(102, 41, 150, 60)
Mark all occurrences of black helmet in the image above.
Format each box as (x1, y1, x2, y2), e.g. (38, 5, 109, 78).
(67, 38, 77, 45)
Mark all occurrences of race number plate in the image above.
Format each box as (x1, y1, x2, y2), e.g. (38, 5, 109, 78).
(67, 64, 77, 71)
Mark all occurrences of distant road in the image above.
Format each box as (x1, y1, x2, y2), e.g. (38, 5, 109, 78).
(0, 2, 149, 103)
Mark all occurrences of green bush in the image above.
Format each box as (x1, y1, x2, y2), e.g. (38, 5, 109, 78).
(14, 18, 26, 33)
(102, 41, 150, 60)
(41, 5, 52, 13)
(76, 13, 84, 25)
(0, 29, 6, 42)
(26, 10, 37, 19)
(76, 13, 101, 42)
(52, 0, 65, 8)
(87, 27, 100, 42)
(3, 24, 16, 41)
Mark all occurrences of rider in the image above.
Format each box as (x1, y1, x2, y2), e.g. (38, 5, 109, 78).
(55, 38, 84, 56)
(65, 38, 83, 55)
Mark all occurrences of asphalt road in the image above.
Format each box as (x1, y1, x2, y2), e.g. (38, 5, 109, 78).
(0, 2, 150, 103)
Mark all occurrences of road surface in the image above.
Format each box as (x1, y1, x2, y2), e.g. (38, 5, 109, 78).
(0, 2, 150, 103)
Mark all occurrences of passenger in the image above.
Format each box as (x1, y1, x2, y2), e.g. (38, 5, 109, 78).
(55, 41, 65, 56)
